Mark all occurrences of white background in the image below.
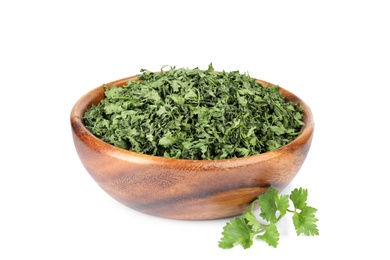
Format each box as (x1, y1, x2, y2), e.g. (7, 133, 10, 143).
(1, 0, 389, 259)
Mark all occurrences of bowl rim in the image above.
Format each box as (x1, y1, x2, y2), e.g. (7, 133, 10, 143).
(70, 74, 314, 166)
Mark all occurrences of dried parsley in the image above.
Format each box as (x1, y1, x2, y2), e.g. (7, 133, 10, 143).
(83, 64, 304, 160)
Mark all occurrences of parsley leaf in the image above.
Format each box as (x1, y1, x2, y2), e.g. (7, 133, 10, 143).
(218, 217, 254, 249)
(258, 186, 279, 222)
(243, 203, 261, 231)
(290, 187, 308, 210)
(292, 206, 319, 236)
(256, 222, 280, 248)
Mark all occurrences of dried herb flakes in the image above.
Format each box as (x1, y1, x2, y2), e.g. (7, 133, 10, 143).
(83, 64, 304, 160)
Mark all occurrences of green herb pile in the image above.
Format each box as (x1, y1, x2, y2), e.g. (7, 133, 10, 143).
(219, 187, 319, 249)
(83, 64, 304, 160)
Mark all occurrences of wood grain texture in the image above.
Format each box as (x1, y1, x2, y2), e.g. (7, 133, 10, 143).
(70, 75, 314, 220)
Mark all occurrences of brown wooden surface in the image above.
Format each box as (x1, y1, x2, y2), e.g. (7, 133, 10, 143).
(70, 76, 314, 220)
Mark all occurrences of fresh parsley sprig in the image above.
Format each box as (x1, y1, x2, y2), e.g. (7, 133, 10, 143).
(218, 187, 319, 249)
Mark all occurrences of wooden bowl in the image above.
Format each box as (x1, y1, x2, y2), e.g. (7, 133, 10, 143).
(70, 75, 314, 220)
